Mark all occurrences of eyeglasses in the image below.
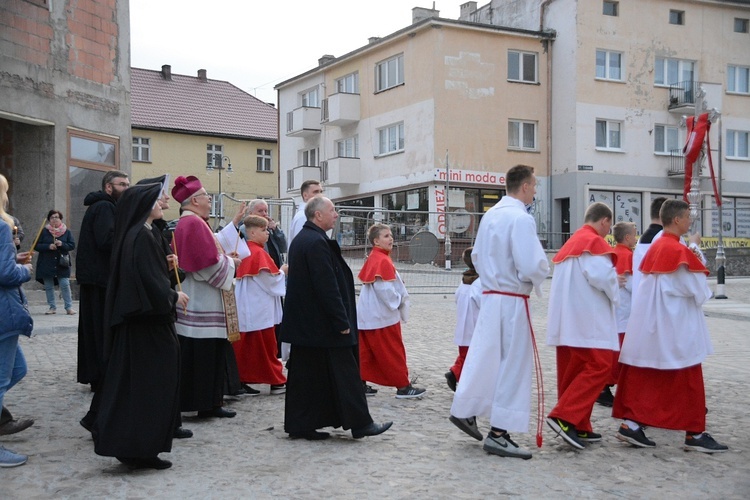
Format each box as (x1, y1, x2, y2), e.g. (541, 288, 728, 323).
(49, 215, 61, 219)
(192, 192, 211, 199)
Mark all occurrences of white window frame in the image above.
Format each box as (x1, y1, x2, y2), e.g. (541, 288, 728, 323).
(508, 50, 538, 83)
(508, 120, 538, 151)
(132, 137, 150, 162)
(726, 130, 749, 160)
(596, 50, 623, 81)
(603, 1, 618, 16)
(596, 119, 622, 150)
(300, 147, 318, 167)
(377, 122, 405, 156)
(207, 144, 224, 168)
(653, 124, 680, 154)
(375, 54, 404, 92)
(301, 87, 319, 107)
(336, 136, 359, 158)
(654, 57, 694, 86)
(256, 148, 272, 172)
(728, 65, 750, 94)
(336, 72, 359, 94)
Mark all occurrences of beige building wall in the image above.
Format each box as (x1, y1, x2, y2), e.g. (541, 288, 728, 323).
(131, 128, 278, 222)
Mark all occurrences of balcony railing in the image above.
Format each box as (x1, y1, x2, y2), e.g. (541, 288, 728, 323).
(668, 81, 697, 110)
(668, 148, 704, 176)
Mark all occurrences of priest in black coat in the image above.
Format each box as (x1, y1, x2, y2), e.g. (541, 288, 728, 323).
(93, 183, 189, 470)
(281, 196, 392, 440)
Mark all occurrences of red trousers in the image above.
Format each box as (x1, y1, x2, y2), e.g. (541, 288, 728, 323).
(233, 327, 286, 385)
(612, 363, 706, 433)
(359, 323, 409, 388)
(548, 346, 613, 433)
(449, 346, 469, 381)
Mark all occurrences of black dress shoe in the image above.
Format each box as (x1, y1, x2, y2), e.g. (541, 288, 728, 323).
(118, 456, 172, 470)
(445, 371, 457, 392)
(197, 407, 236, 419)
(0, 418, 34, 436)
(352, 421, 393, 439)
(173, 427, 193, 439)
(288, 430, 330, 440)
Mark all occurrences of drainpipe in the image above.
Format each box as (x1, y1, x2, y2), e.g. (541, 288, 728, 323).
(541, 0, 557, 241)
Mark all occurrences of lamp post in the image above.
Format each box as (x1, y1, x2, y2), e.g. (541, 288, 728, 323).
(206, 155, 232, 229)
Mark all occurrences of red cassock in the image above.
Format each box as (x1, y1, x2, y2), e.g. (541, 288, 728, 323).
(612, 233, 709, 432)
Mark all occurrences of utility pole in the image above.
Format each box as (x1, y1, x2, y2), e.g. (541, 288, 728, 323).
(444, 150, 451, 270)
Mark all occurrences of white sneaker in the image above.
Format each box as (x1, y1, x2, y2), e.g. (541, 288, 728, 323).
(483, 432, 532, 460)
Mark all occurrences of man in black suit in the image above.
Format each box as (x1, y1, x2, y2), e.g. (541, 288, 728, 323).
(281, 196, 392, 440)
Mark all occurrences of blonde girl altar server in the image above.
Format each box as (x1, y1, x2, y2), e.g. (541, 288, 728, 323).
(357, 224, 426, 399)
(445, 247, 482, 392)
(233, 215, 288, 395)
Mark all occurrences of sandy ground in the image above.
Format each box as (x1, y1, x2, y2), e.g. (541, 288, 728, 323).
(1, 278, 749, 499)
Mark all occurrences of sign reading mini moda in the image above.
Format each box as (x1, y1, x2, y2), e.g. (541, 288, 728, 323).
(434, 168, 507, 186)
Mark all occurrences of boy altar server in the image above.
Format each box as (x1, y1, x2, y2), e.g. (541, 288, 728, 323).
(612, 199, 727, 453)
(233, 215, 288, 395)
(546, 202, 619, 450)
(357, 223, 426, 399)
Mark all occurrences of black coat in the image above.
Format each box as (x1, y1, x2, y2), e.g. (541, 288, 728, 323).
(75, 191, 116, 287)
(281, 221, 357, 348)
(35, 227, 75, 283)
(266, 227, 287, 267)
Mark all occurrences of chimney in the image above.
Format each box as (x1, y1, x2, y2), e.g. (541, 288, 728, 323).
(161, 64, 172, 81)
(318, 54, 335, 67)
(198, 69, 207, 81)
(412, 6, 439, 24)
(368, 37, 381, 44)
(459, 2, 478, 20)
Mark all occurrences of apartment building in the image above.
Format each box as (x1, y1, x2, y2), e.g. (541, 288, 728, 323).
(461, 0, 750, 241)
(276, 8, 554, 243)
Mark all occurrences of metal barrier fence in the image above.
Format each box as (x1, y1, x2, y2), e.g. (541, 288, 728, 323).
(212, 194, 297, 236)
(334, 207, 482, 294)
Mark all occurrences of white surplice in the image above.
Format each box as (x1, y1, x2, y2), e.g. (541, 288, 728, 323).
(546, 253, 619, 350)
(620, 266, 713, 370)
(356, 273, 409, 330)
(235, 271, 286, 332)
(288, 203, 307, 244)
(450, 196, 549, 432)
(453, 278, 482, 347)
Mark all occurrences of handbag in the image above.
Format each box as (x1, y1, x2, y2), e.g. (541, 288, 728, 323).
(58, 253, 71, 268)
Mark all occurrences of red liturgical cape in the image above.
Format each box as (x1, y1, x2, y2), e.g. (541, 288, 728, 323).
(639, 233, 708, 275)
(236, 241, 279, 278)
(358, 247, 397, 283)
(553, 224, 617, 267)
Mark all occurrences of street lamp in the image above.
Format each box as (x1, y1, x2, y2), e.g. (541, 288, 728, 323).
(206, 155, 232, 229)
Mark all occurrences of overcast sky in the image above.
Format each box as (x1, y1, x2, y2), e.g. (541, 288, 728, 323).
(129, 1, 468, 105)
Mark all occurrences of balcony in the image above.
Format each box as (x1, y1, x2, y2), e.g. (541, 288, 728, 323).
(286, 107, 321, 137)
(286, 165, 321, 192)
(320, 157, 361, 186)
(321, 93, 360, 126)
(668, 81, 697, 114)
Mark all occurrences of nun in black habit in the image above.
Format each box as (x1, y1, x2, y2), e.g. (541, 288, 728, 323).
(93, 183, 189, 470)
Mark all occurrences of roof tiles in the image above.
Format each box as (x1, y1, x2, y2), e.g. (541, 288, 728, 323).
(131, 67, 277, 141)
